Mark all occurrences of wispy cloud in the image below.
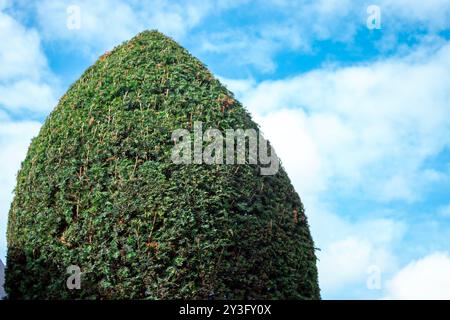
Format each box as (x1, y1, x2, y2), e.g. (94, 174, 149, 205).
(384, 252, 450, 299)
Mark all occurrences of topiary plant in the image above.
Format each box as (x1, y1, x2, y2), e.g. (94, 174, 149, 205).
(6, 30, 320, 299)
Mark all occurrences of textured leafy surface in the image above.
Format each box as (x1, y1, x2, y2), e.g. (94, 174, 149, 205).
(6, 31, 320, 299)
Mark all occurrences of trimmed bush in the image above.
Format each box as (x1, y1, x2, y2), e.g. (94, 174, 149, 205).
(6, 31, 320, 299)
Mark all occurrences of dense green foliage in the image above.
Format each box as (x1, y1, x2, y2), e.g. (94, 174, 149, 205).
(6, 31, 320, 299)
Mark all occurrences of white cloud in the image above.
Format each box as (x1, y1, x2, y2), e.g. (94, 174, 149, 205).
(385, 252, 450, 299)
(0, 120, 42, 262)
(319, 237, 389, 293)
(29, 0, 248, 56)
(438, 204, 450, 217)
(199, 23, 312, 72)
(0, 80, 56, 113)
(220, 77, 256, 94)
(305, 197, 405, 296)
(0, 12, 46, 81)
(36, 0, 144, 53)
(0, 9, 58, 113)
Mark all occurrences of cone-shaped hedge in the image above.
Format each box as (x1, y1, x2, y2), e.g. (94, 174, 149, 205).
(6, 31, 320, 299)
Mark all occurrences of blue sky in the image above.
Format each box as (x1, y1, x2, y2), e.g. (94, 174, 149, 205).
(1, 0, 450, 299)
